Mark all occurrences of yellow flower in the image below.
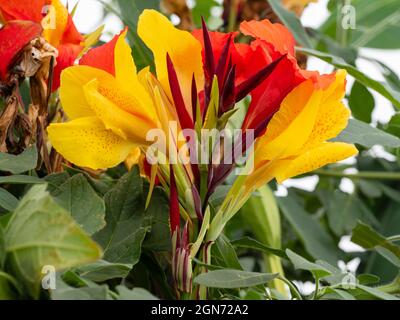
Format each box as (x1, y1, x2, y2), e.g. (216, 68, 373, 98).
(246, 70, 358, 189)
(47, 10, 204, 170)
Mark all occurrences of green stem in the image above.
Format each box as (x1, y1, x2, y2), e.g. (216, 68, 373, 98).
(387, 235, 400, 242)
(377, 276, 400, 295)
(315, 169, 400, 181)
(313, 278, 320, 300)
(277, 276, 303, 300)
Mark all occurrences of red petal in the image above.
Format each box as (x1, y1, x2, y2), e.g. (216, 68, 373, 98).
(169, 165, 181, 234)
(52, 43, 82, 91)
(0, 0, 50, 23)
(167, 54, 194, 130)
(79, 31, 121, 76)
(61, 14, 84, 45)
(240, 19, 296, 56)
(242, 56, 305, 132)
(0, 21, 43, 81)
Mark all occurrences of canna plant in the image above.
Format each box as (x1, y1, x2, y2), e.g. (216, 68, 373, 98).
(1, 0, 399, 301)
(47, 9, 356, 298)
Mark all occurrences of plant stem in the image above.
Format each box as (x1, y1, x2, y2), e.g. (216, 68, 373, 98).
(277, 276, 303, 300)
(315, 169, 400, 181)
(387, 235, 400, 242)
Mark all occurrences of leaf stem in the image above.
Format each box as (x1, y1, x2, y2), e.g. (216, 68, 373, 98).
(315, 169, 400, 181)
(277, 275, 303, 300)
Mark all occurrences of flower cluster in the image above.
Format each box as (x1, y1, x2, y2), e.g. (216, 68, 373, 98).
(44, 9, 357, 295)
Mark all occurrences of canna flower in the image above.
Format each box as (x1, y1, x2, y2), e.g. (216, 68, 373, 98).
(207, 70, 358, 242)
(48, 10, 205, 170)
(47, 29, 160, 169)
(0, 0, 85, 90)
(248, 70, 358, 188)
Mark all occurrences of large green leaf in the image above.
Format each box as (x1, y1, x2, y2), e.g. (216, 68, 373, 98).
(351, 222, 400, 258)
(349, 82, 375, 123)
(277, 191, 338, 264)
(74, 260, 131, 282)
(4, 185, 102, 297)
(0, 146, 37, 174)
(320, 0, 400, 49)
(318, 190, 378, 237)
(286, 249, 332, 279)
(0, 175, 43, 185)
(93, 168, 151, 265)
(0, 188, 19, 212)
(194, 269, 278, 289)
(49, 174, 106, 235)
(298, 48, 400, 108)
(334, 119, 400, 148)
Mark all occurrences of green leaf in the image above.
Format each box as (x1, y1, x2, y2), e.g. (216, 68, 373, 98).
(74, 260, 132, 282)
(349, 82, 374, 123)
(334, 119, 400, 148)
(52, 285, 109, 300)
(375, 246, 400, 267)
(298, 48, 400, 108)
(0, 224, 5, 268)
(267, 0, 312, 48)
(318, 190, 378, 237)
(142, 187, 170, 252)
(0, 188, 19, 211)
(286, 249, 332, 279)
(386, 113, 400, 138)
(4, 185, 102, 297)
(101, 0, 159, 70)
(0, 175, 44, 185)
(116, 286, 158, 300)
(355, 284, 400, 300)
(49, 174, 106, 235)
(213, 234, 243, 270)
(93, 168, 151, 265)
(231, 237, 285, 258)
(194, 269, 279, 289)
(0, 146, 37, 174)
(277, 191, 338, 264)
(320, 0, 400, 49)
(351, 222, 400, 258)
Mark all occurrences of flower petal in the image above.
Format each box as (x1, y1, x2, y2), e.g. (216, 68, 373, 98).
(60, 65, 114, 119)
(43, 0, 69, 47)
(240, 19, 296, 56)
(83, 79, 157, 145)
(138, 9, 204, 111)
(52, 43, 82, 91)
(79, 32, 119, 76)
(255, 79, 322, 160)
(274, 142, 358, 183)
(47, 116, 135, 170)
(0, 0, 49, 23)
